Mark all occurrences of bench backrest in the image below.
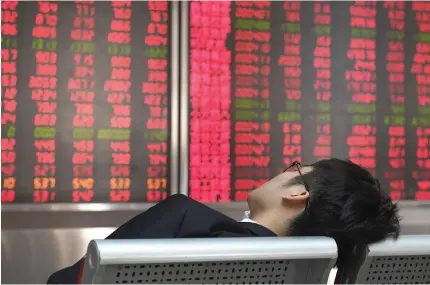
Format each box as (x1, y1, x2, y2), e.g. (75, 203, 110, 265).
(354, 235, 430, 284)
(81, 237, 337, 284)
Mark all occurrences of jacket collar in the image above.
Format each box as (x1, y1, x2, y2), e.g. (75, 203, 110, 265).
(240, 222, 277, 237)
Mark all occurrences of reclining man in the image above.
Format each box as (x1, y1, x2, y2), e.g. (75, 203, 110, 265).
(48, 158, 400, 284)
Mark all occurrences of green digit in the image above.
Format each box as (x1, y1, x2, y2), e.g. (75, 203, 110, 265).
(7, 125, 16, 138)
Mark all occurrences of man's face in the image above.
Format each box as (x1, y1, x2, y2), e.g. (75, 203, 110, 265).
(248, 165, 314, 213)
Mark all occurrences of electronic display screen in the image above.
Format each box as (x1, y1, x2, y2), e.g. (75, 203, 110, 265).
(1, 1, 171, 203)
(187, 1, 430, 202)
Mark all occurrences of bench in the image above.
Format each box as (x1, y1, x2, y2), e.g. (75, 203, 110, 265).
(81, 237, 337, 284)
(353, 235, 430, 284)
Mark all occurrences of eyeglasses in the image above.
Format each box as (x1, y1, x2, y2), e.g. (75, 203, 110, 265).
(284, 161, 310, 213)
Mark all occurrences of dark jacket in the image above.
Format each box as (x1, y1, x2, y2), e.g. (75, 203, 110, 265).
(47, 194, 276, 284)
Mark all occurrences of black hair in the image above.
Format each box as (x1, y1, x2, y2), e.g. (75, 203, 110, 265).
(287, 158, 401, 268)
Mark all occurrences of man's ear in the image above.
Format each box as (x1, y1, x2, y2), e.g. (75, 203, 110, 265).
(281, 186, 309, 205)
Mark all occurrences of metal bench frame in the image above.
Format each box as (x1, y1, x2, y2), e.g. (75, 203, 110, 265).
(81, 237, 337, 284)
(353, 235, 430, 284)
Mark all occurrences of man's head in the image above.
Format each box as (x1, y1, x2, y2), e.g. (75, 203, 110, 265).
(247, 158, 400, 266)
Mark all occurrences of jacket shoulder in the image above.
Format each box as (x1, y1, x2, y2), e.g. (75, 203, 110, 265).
(158, 194, 194, 208)
(164, 194, 207, 207)
(166, 193, 189, 202)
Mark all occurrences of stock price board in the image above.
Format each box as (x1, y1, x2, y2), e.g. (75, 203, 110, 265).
(188, 1, 430, 202)
(1, 1, 171, 203)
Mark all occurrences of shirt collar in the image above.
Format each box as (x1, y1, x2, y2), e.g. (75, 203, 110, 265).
(240, 210, 257, 224)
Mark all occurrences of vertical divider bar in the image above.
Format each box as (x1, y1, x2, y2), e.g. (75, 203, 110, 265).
(169, 1, 180, 195)
(179, 2, 190, 195)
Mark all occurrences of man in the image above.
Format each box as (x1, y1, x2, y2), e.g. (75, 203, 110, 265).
(47, 158, 400, 284)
